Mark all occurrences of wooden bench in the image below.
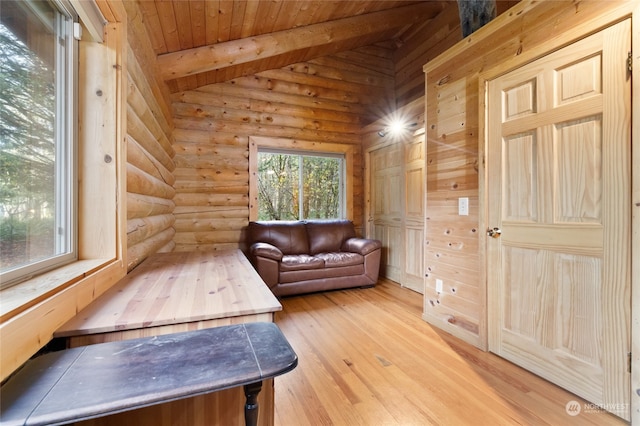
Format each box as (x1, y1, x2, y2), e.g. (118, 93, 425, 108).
(54, 249, 284, 425)
(0, 322, 297, 426)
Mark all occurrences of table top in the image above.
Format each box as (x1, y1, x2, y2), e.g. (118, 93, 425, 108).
(0, 322, 298, 426)
(55, 250, 281, 337)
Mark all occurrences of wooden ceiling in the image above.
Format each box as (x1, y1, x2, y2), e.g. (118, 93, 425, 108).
(136, 0, 450, 92)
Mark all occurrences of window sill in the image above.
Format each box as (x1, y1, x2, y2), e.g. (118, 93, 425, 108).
(0, 259, 112, 323)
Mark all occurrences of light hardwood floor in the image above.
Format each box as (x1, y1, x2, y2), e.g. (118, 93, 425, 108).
(273, 279, 627, 425)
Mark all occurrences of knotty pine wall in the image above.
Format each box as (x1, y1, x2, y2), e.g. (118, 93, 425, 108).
(421, 0, 637, 350)
(394, 1, 461, 107)
(364, 1, 514, 343)
(366, 0, 557, 349)
(393, 1, 518, 106)
(170, 47, 397, 252)
(124, 1, 176, 270)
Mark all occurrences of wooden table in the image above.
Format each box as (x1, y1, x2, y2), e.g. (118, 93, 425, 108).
(1, 323, 297, 426)
(54, 250, 283, 426)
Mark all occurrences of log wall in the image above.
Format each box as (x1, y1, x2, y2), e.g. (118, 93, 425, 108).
(171, 46, 397, 252)
(123, 1, 176, 270)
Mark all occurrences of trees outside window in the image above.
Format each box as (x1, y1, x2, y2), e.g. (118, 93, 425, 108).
(257, 151, 343, 221)
(0, 0, 76, 287)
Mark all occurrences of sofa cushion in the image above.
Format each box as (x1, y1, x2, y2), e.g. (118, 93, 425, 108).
(279, 264, 365, 284)
(305, 220, 356, 255)
(315, 252, 363, 268)
(280, 254, 325, 272)
(249, 221, 309, 255)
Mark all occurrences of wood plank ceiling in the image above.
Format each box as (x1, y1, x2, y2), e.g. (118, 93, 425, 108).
(137, 0, 449, 93)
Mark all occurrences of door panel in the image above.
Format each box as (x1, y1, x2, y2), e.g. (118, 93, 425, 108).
(487, 20, 630, 419)
(370, 137, 425, 293)
(556, 117, 602, 223)
(404, 226, 424, 292)
(386, 225, 403, 282)
(371, 146, 403, 283)
(404, 143, 425, 293)
(406, 168, 423, 219)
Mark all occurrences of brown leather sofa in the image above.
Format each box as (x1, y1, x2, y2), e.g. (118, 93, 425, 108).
(247, 219, 382, 296)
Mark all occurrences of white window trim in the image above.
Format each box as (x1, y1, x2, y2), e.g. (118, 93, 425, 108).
(0, 0, 78, 288)
(68, 0, 106, 42)
(1, 0, 107, 290)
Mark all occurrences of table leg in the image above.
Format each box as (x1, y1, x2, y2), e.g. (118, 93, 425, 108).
(243, 381, 262, 426)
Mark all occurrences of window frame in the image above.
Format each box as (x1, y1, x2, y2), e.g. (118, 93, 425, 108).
(249, 136, 354, 222)
(0, 0, 78, 288)
(1, 0, 126, 382)
(257, 148, 345, 221)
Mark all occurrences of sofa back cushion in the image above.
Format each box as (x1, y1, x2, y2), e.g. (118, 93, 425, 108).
(249, 221, 309, 255)
(305, 219, 356, 254)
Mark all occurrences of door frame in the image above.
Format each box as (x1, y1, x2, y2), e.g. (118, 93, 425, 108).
(248, 136, 355, 222)
(478, 8, 639, 422)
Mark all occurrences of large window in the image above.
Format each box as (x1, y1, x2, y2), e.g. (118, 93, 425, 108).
(0, 0, 77, 288)
(258, 150, 344, 221)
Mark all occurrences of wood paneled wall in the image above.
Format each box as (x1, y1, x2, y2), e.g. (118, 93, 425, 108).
(123, 1, 176, 270)
(171, 47, 396, 252)
(393, 1, 462, 107)
(393, 1, 518, 107)
(421, 0, 637, 349)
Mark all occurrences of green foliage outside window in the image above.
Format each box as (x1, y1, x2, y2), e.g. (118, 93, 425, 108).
(0, 12, 56, 270)
(257, 152, 342, 221)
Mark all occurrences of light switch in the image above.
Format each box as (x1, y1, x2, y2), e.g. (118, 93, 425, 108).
(458, 197, 469, 216)
(435, 279, 443, 293)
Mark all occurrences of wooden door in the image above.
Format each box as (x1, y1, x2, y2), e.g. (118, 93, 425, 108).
(404, 138, 425, 293)
(487, 21, 631, 419)
(371, 145, 403, 282)
(370, 137, 425, 293)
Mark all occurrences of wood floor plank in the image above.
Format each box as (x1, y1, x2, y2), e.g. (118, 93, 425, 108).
(274, 279, 626, 425)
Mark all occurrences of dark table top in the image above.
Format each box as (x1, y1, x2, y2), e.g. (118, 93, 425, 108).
(0, 322, 297, 426)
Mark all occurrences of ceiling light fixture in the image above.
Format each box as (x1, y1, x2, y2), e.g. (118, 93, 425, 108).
(377, 121, 419, 137)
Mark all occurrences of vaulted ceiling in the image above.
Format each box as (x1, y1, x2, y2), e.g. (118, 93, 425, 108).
(136, 0, 450, 93)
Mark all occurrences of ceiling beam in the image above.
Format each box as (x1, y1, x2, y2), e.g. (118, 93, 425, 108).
(156, 2, 445, 81)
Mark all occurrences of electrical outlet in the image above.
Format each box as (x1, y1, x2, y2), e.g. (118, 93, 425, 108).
(458, 197, 469, 216)
(435, 279, 443, 293)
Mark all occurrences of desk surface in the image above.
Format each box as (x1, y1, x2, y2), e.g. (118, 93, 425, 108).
(56, 250, 281, 338)
(1, 323, 297, 426)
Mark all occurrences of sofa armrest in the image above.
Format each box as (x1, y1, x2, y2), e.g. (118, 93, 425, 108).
(343, 238, 382, 284)
(250, 242, 283, 261)
(249, 243, 282, 289)
(341, 238, 382, 256)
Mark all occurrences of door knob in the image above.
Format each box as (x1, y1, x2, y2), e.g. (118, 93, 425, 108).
(487, 227, 502, 238)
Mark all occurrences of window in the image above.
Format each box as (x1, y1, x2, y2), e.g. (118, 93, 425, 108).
(258, 150, 344, 220)
(0, 0, 77, 288)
